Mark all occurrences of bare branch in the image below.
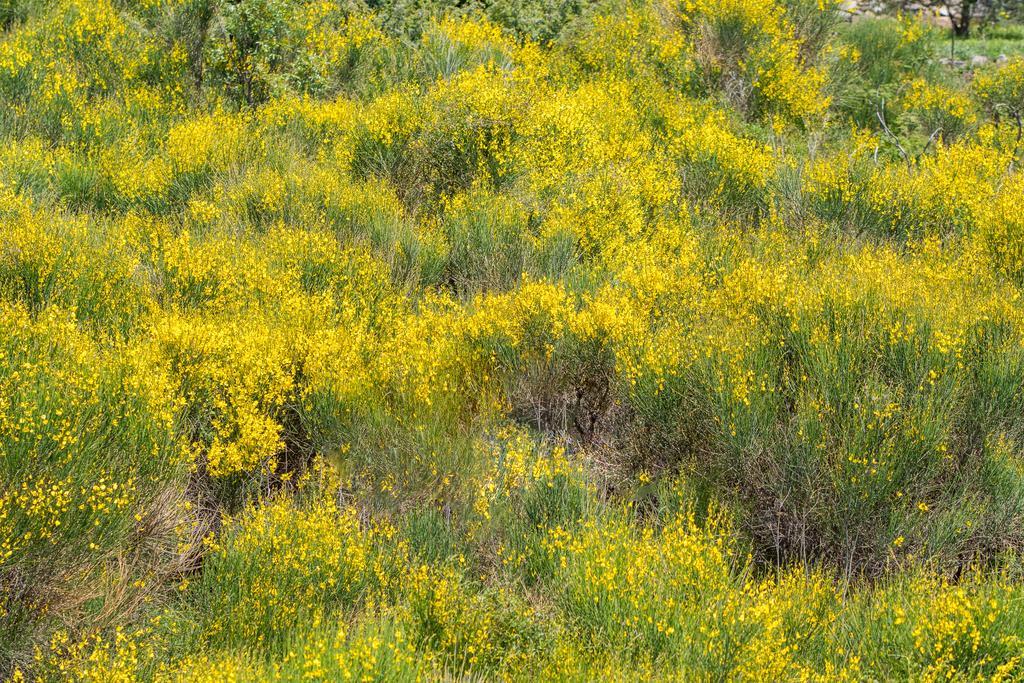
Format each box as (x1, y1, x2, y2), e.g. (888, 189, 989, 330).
(876, 101, 909, 163)
(921, 128, 942, 157)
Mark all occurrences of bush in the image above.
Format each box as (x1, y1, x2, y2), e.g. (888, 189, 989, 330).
(679, 0, 830, 121)
(0, 305, 182, 673)
(830, 16, 936, 127)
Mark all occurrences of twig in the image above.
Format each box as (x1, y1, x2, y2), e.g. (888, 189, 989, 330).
(921, 127, 942, 157)
(876, 101, 909, 163)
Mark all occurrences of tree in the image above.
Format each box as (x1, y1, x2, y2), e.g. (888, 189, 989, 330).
(888, 0, 981, 38)
(946, 0, 977, 38)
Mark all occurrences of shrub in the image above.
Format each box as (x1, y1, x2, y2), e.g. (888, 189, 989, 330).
(186, 495, 377, 654)
(0, 305, 182, 672)
(830, 16, 935, 126)
(974, 56, 1024, 140)
(677, 0, 830, 122)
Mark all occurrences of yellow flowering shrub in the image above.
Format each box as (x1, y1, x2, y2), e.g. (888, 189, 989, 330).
(975, 173, 1024, 285)
(5, 2, 1024, 681)
(32, 627, 152, 683)
(566, 5, 691, 85)
(150, 312, 294, 477)
(193, 495, 374, 650)
(845, 573, 1024, 679)
(542, 508, 824, 677)
(663, 96, 775, 211)
(974, 56, 1024, 118)
(0, 303, 181, 668)
(165, 111, 253, 177)
(807, 137, 1012, 238)
(902, 77, 976, 142)
(677, 0, 830, 121)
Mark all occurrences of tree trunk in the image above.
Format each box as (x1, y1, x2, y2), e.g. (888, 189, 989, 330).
(950, 0, 976, 38)
(952, 16, 971, 38)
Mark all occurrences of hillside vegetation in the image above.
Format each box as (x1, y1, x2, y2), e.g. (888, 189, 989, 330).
(4, 0, 1024, 680)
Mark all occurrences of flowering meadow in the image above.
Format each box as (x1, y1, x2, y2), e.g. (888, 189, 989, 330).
(3, 0, 1024, 679)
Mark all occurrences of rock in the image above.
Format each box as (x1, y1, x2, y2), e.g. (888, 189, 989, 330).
(997, 54, 1009, 65)
(971, 54, 990, 68)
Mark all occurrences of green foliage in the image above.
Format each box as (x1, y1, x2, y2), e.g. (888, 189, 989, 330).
(206, 0, 302, 104)
(368, 0, 601, 42)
